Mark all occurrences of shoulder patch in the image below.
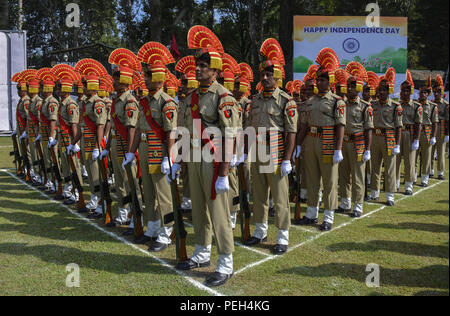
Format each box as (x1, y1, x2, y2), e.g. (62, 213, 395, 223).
(219, 101, 235, 110)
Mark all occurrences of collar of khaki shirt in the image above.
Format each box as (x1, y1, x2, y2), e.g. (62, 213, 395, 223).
(256, 86, 281, 101)
(118, 90, 131, 103)
(44, 95, 53, 103)
(87, 94, 99, 104)
(347, 96, 360, 104)
(149, 87, 164, 101)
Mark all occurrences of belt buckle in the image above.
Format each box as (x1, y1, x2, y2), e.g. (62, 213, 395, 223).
(344, 135, 350, 142)
(310, 126, 318, 134)
(111, 129, 116, 136)
(141, 133, 146, 141)
(376, 129, 382, 135)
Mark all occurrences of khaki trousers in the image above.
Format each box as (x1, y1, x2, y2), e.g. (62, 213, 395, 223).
(304, 135, 339, 210)
(419, 131, 432, 176)
(80, 133, 100, 195)
(435, 124, 447, 173)
(338, 141, 366, 205)
(251, 155, 290, 231)
(188, 161, 234, 255)
(370, 135, 396, 193)
(396, 131, 416, 184)
(111, 138, 131, 209)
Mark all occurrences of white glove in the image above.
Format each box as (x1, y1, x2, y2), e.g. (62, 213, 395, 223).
(122, 152, 135, 170)
(48, 137, 58, 148)
(92, 148, 100, 160)
(230, 154, 238, 168)
(19, 131, 27, 140)
(100, 149, 109, 159)
(34, 134, 42, 143)
(362, 150, 371, 162)
(66, 144, 74, 154)
(166, 162, 182, 183)
(281, 160, 292, 177)
(412, 139, 420, 151)
(161, 157, 171, 175)
(72, 143, 80, 154)
(215, 176, 230, 194)
(293, 145, 302, 159)
(430, 137, 437, 146)
(12, 130, 17, 136)
(236, 153, 247, 166)
(393, 145, 401, 155)
(333, 150, 344, 164)
(445, 135, 449, 143)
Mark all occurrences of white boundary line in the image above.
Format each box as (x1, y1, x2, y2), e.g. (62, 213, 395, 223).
(234, 180, 446, 275)
(0, 169, 224, 297)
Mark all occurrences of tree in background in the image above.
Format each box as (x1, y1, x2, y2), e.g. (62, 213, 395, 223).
(4, 0, 448, 82)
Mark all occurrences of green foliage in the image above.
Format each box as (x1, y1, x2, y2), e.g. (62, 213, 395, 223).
(5, 0, 449, 73)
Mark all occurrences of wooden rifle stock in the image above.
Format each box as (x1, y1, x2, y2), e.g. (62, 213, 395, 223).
(66, 150, 87, 211)
(171, 177, 188, 263)
(238, 164, 251, 243)
(48, 144, 63, 195)
(98, 156, 113, 226)
(35, 139, 48, 186)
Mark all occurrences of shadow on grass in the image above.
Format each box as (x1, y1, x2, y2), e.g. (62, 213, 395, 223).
(0, 242, 176, 276)
(368, 222, 449, 233)
(327, 240, 449, 259)
(279, 263, 449, 289)
(399, 210, 449, 217)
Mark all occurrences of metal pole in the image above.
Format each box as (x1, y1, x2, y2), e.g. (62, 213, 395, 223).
(18, 0, 23, 31)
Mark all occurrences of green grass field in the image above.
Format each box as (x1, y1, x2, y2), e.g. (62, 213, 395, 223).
(0, 136, 448, 296)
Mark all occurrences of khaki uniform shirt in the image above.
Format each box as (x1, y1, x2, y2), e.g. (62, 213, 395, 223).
(17, 95, 30, 130)
(177, 98, 188, 127)
(61, 95, 79, 125)
(249, 87, 298, 133)
(401, 100, 422, 126)
(435, 98, 449, 121)
(238, 96, 252, 129)
(298, 100, 308, 126)
(306, 91, 346, 127)
(137, 88, 178, 133)
(345, 97, 374, 134)
(111, 90, 139, 129)
(372, 98, 403, 129)
(419, 100, 439, 126)
(78, 95, 87, 126)
(84, 94, 107, 126)
(40, 95, 59, 122)
(184, 81, 239, 139)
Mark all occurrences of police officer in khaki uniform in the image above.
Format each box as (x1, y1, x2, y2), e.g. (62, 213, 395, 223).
(417, 81, 439, 187)
(16, 75, 32, 182)
(174, 25, 239, 287)
(76, 84, 89, 182)
(72, 59, 109, 218)
(101, 49, 142, 228)
(174, 59, 199, 212)
(126, 42, 177, 252)
(56, 73, 83, 205)
(432, 75, 449, 180)
(297, 48, 346, 231)
(395, 72, 422, 195)
(337, 63, 373, 217)
(26, 79, 44, 186)
(368, 68, 403, 206)
(36, 70, 61, 196)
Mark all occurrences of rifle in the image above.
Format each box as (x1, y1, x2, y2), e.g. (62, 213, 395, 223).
(19, 137, 31, 182)
(96, 147, 114, 227)
(238, 163, 251, 243)
(124, 162, 144, 239)
(10, 133, 23, 175)
(48, 143, 63, 198)
(168, 160, 188, 264)
(35, 139, 49, 190)
(294, 158, 302, 223)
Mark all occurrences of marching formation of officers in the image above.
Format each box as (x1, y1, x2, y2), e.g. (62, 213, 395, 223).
(10, 26, 449, 287)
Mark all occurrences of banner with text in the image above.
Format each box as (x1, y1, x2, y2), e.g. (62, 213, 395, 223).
(294, 16, 408, 98)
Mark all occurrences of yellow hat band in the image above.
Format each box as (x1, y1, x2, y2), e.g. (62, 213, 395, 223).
(78, 87, 84, 94)
(61, 85, 72, 93)
(98, 90, 106, 97)
(187, 80, 199, 89)
(29, 87, 39, 94)
(120, 74, 132, 85)
(87, 83, 99, 91)
(43, 86, 54, 93)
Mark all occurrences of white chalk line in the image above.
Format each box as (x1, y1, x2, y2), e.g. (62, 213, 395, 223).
(0, 169, 224, 297)
(234, 180, 446, 275)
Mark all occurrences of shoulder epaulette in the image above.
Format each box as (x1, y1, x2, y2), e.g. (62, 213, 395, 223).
(330, 93, 342, 101)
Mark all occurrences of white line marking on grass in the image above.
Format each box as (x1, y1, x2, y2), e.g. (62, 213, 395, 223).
(234, 180, 446, 275)
(290, 225, 319, 234)
(1, 169, 224, 297)
(234, 241, 271, 257)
